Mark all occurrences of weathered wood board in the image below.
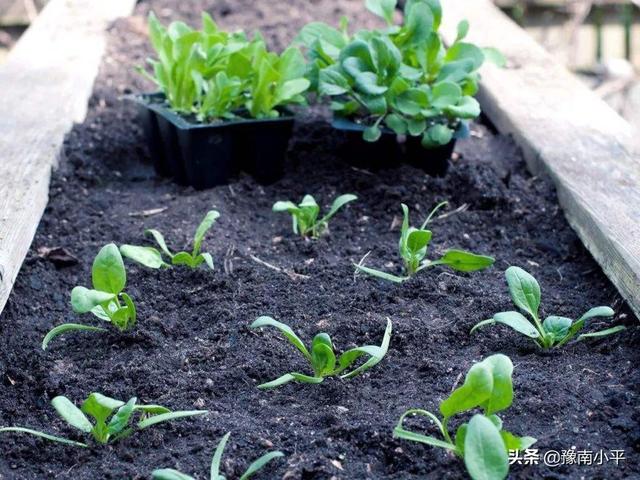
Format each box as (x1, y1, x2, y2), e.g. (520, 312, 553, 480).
(441, 0, 640, 318)
(0, 0, 137, 317)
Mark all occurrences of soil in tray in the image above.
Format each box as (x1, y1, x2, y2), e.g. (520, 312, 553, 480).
(1, 1, 639, 479)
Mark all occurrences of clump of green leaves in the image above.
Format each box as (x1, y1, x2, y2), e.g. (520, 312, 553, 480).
(0, 392, 207, 448)
(121, 210, 219, 270)
(471, 266, 624, 349)
(297, 0, 503, 147)
(394, 354, 535, 480)
(153, 432, 284, 480)
(42, 243, 136, 349)
(250, 316, 392, 388)
(355, 202, 494, 282)
(141, 12, 309, 121)
(273, 194, 357, 238)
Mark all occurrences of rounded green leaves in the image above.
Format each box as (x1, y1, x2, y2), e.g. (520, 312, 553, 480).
(464, 414, 509, 480)
(91, 243, 126, 295)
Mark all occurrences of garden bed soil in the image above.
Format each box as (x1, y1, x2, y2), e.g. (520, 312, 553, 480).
(0, 1, 638, 479)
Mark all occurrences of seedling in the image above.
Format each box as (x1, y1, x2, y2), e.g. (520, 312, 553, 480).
(42, 243, 137, 349)
(0, 392, 207, 448)
(250, 316, 392, 388)
(298, 0, 505, 147)
(471, 266, 625, 349)
(394, 354, 535, 480)
(355, 202, 494, 282)
(272, 194, 357, 238)
(153, 432, 284, 480)
(121, 210, 219, 270)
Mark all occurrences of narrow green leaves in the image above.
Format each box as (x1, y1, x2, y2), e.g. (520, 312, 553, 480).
(273, 193, 356, 238)
(251, 316, 311, 361)
(0, 427, 88, 448)
(137, 410, 208, 430)
(433, 249, 495, 272)
(42, 323, 108, 350)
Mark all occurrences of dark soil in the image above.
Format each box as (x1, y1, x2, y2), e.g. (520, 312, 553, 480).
(0, 1, 638, 479)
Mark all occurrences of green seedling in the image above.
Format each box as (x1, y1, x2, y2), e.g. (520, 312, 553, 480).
(121, 210, 219, 270)
(42, 243, 137, 349)
(273, 194, 357, 238)
(0, 392, 207, 448)
(298, 0, 505, 147)
(394, 354, 535, 480)
(471, 266, 625, 349)
(153, 432, 284, 480)
(355, 202, 494, 282)
(250, 316, 392, 388)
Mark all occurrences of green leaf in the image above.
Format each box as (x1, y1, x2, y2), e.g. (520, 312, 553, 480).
(211, 432, 230, 480)
(193, 210, 220, 256)
(445, 96, 481, 119)
(250, 316, 311, 361)
(401, 2, 434, 47)
(354, 263, 409, 283)
(70, 287, 115, 314)
(505, 266, 541, 319)
(120, 245, 167, 269)
(434, 249, 494, 272)
(393, 409, 455, 450)
(385, 113, 407, 134)
(272, 201, 299, 213)
(500, 430, 537, 451)
(491, 311, 540, 338)
(464, 415, 509, 480)
(257, 373, 324, 389)
(440, 354, 513, 418)
(51, 396, 93, 433)
(456, 20, 469, 42)
(172, 252, 197, 268)
(239, 451, 285, 480)
(482, 47, 506, 67)
(577, 306, 615, 323)
(338, 318, 392, 379)
(42, 323, 107, 350)
(200, 252, 214, 270)
(0, 427, 88, 448)
(542, 316, 572, 341)
(107, 397, 137, 436)
(407, 229, 432, 254)
(311, 333, 336, 376)
(121, 292, 137, 329)
(92, 244, 126, 294)
(146, 229, 173, 258)
(423, 124, 453, 147)
(318, 193, 357, 226)
(431, 82, 462, 109)
(152, 469, 195, 480)
(137, 410, 208, 430)
(365, 0, 397, 25)
(363, 125, 382, 142)
(578, 325, 626, 341)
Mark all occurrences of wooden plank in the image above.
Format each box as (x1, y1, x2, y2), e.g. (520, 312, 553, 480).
(440, 0, 640, 318)
(0, 0, 136, 317)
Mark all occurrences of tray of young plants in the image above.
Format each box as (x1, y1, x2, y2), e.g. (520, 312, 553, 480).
(0, 0, 637, 479)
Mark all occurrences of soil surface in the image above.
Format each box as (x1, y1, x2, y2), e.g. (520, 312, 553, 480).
(0, 1, 638, 479)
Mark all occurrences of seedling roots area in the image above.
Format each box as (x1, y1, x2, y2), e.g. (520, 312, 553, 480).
(1, 1, 638, 479)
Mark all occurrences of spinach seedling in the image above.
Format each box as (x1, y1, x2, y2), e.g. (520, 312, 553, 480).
(394, 354, 535, 480)
(355, 202, 494, 282)
(471, 266, 624, 349)
(273, 193, 357, 238)
(42, 243, 137, 349)
(0, 392, 207, 448)
(250, 316, 392, 388)
(153, 432, 284, 480)
(121, 210, 219, 270)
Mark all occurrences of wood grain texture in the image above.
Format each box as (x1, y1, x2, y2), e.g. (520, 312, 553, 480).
(440, 0, 640, 318)
(0, 0, 136, 317)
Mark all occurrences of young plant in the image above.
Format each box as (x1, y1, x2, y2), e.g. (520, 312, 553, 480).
(272, 193, 357, 238)
(250, 316, 392, 388)
(120, 210, 219, 270)
(471, 266, 625, 349)
(0, 392, 207, 448)
(355, 202, 494, 282)
(298, 0, 504, 147)
(394, 354, 535, 480)
(42, 243, 137, 349)
(152, 432, 284, 480)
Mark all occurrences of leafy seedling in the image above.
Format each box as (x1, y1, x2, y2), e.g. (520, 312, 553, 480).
(273, 194, 357, 238)
(394, 354, 535, 480)
(470, 266, 625, 349)
(42, 243, 137, 349)
(153, 432, 284, 480)
(355, 202, 494, 282)
(121, 210, 219, 270)
(0, 392, 207, 448)
(250, 316, 392, 388)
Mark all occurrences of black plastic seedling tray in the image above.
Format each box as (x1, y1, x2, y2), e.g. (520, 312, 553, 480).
(130, 93, 294, 189)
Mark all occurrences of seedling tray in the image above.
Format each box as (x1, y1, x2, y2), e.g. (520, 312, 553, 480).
(131, 93, 294, 189)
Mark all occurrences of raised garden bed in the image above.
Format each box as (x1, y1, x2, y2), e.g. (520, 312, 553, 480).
(0, 0, 638, 479)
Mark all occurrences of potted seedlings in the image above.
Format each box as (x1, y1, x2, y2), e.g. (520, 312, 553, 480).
(297, 0, 497, 175)
(135, 12, 310, 188)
